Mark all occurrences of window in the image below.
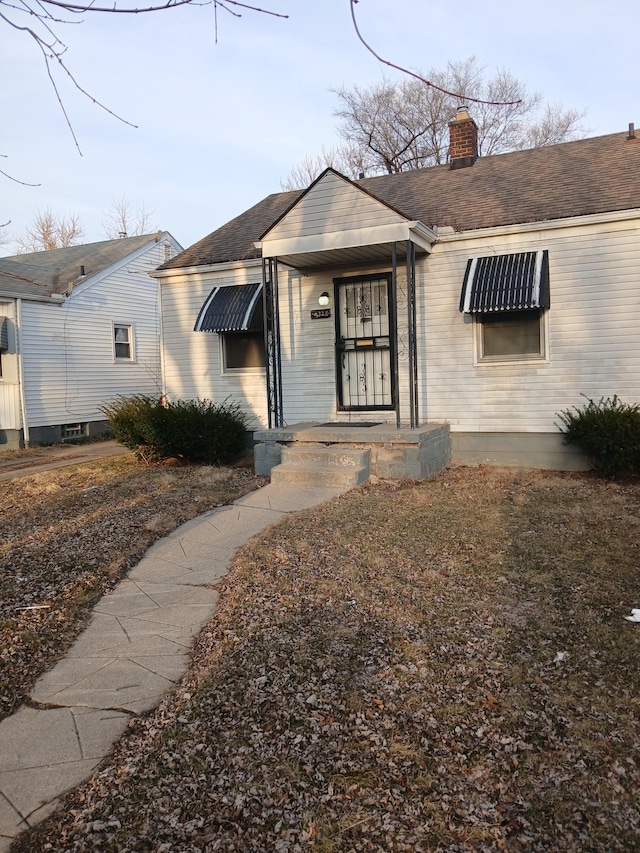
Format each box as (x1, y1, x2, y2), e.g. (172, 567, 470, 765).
(193, 283, 266, 372)
(62, 423, 88, 440)
(460, 250, 549, 363)
(478, 310, 545, 361)
(113, 324, 134, 361)
(0, 316, 9, 379)
(223, 330, 267, 370)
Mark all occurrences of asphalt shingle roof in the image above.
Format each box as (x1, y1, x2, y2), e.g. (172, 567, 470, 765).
(159, 130, 640, 271)
(0, 234, 160, 298)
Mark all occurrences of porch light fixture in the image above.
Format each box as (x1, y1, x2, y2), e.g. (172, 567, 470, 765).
(318, 291, 330, 306)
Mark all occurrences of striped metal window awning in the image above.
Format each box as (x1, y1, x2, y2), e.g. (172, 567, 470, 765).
(459, 250, 549, 313)
(194, 283, 263, 332)
(0, 318, 9, 352)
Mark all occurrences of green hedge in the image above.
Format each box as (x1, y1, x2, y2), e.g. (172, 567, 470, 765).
(557, 395, 640, 476)
(100, 395, 251, 465)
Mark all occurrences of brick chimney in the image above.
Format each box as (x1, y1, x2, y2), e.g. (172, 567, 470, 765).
(448, 105, 478, 169)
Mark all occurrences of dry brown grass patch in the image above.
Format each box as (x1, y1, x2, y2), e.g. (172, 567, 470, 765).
(10, 466, 640, 852)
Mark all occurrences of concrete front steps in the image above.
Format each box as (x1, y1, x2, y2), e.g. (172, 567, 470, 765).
(269, 444, 370, 488)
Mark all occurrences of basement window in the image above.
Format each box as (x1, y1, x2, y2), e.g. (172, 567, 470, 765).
(62, 423, 88, 440)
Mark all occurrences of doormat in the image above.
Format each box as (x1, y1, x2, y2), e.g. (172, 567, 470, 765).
(318, 422, 383, 428)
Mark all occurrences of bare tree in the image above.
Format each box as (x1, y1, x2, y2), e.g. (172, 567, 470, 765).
(102, 196, 156, 239)
(280, 144, 372, 191)
(329, 57, 588, 179)
(14, 208, 84, 253)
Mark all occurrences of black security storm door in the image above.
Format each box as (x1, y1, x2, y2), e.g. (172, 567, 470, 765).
(335, 274, 395, 411)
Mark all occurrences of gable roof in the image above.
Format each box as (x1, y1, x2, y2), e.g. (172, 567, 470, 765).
(159, 129, 640, 273)
(0, 234, 165, 298)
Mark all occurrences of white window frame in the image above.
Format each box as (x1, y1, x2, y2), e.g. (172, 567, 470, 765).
(219, 330, 266, 375)
(113, 323, 135, 362)
(473, 309, 549, 366)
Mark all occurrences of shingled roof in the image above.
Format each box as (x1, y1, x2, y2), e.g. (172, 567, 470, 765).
(159, 129, 640, 272)
(0, 234, 163, 298)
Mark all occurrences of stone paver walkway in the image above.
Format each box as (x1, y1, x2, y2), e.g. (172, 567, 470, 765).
(0, 482, 348, 851)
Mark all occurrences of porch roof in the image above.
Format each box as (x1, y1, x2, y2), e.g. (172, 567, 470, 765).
(254, 169, 435, 269)
(255, 220, 435, 269)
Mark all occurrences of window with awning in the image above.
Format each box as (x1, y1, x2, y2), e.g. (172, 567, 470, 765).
(194, 283, 263, 333)
(459, 251, 550, 362)
(194, 284, 266, 370)
(459, 250, 549, 314)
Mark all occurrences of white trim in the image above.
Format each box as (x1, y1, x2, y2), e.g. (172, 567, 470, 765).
(461, 257, 477, 314)
(436, 207, 640, 244)
(532, 249, 545, 307)
(256, 221, 435, 258)
(193, 287, 221, 332)
(219, 331, 267, 375)
(151, 258, 263, 280)
(473, 309, 549, 366)
(112, 322, 135, 362)
(67, 232, 181, 298)
(0, 290, 64, 304)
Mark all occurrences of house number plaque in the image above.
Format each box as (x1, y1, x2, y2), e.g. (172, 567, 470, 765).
(310, 309, 332, 320)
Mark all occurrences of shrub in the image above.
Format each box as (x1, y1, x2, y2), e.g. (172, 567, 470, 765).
(100, 395, 251, 465)
(557, 395, 640, 476)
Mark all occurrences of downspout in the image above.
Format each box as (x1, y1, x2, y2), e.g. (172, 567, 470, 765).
(15, 298, 30, 447)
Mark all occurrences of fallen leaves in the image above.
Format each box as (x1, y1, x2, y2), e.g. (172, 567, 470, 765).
(9, 466, 640, 851)
(0, 457, 266, 720)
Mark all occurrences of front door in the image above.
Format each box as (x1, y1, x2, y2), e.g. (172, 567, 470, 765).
(335, 274, 395, 411)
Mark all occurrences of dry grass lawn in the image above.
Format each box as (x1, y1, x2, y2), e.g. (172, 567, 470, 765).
(5, 463, 640, 852)
(0, 454, 266, 720)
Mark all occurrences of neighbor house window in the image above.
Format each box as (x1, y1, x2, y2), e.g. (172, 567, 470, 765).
(113, 324, 134, 360)
(0, 316, 10, 379)
(62, 423, 88, 440)
(459, 250, 549, 363)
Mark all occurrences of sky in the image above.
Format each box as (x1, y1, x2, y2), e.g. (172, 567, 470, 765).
(1, 0, 638, 254)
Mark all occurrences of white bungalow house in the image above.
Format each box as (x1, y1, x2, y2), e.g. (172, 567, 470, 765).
(153, 111, 640, 481)
(0, 232, 182, 450)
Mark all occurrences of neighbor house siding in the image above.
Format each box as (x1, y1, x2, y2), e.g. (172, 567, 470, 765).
(420, 216, 640, 434)
(20, 243, 165, 429)
(0, 300, 20, 434)
(160, 264, 268, 425)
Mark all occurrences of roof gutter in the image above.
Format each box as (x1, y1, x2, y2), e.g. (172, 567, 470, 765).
(0, 290, 65, 304)
(150, 258, 263, 280)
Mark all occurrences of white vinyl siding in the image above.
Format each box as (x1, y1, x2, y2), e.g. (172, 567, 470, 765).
(19, 240, 169, 428)
(420, 217, 640, 434)
(160, 265, 268, 426)
(265, 172, 405, 243)
(0, 301, 20, 431)
(159, 211, 640, 441)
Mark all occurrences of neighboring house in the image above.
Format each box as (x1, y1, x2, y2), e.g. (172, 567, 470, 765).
(0, 232, 183, 450)
(153, 110, 640, 474)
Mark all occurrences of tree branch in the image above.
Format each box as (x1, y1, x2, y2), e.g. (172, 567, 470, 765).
(349, 0, 521, 107)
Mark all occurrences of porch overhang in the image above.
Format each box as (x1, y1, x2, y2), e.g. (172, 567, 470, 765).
(255, 221, 435, 269)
